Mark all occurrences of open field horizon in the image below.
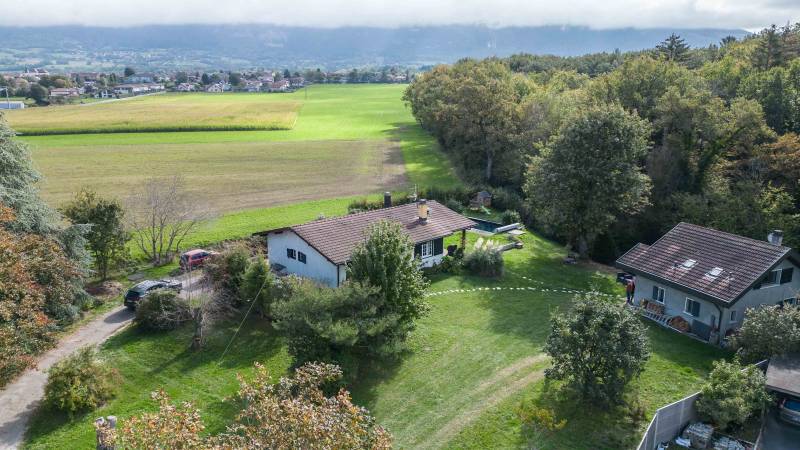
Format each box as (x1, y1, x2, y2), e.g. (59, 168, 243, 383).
(14, 85, 460, 214)
(5, 93, 301, 135)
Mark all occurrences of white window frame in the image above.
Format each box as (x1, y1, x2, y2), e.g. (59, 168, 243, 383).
(420, 240, 433, 258)
(762, 269, 782, 288)
(684, 298, 701, 318)
(654, 286, 666, 304)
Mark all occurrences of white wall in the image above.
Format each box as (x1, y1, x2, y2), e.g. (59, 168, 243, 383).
(721, 259, 800, 336)
(267, 230, 340, 287)
(634, 277, 720, 336)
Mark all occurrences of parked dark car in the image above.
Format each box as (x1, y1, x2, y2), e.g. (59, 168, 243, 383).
(180, 249, 218, 270)
(124, 279, 182, 309)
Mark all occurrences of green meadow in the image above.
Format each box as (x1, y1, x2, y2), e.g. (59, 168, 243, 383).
(16, 85, 459, 213)
(23, 231, 727, 450)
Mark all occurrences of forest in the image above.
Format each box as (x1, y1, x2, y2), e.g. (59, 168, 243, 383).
(404, 25, 800, 259)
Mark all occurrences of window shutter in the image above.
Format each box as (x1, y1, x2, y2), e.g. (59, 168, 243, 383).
(781, 268, 794, 284)
(434, 238, 444, 256)
(414, 243, 422, 258)
(652, 286, 658, 300)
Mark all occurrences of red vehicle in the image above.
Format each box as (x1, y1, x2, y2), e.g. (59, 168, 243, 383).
(180, 249, 217, 270)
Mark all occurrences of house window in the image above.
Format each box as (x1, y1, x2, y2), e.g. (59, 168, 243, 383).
(298, 252, 307, 264)
(652, 286, 666, 303)
(684, 298, 701, 317)
(420, 240, 433, 258)
(730, 310, 737, 323)
(777, 297, 796, 308)
(756, 267, 794, 289)
(287, 249, 296, 259)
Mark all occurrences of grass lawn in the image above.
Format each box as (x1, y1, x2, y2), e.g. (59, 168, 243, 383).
(5, 93, 300, 134)
(24, 229, 727, 449)
(19, 85, 459, 212)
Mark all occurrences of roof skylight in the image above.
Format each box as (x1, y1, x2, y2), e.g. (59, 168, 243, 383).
(708, 267, 723, 277)
(681, 259, 697, 269)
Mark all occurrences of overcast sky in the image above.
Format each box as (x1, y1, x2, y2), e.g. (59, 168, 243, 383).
(2, 0, 799, 30)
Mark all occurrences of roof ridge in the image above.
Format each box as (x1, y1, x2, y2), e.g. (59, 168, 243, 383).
(677, 222, 791, 252)
(292, 199, 438, 230)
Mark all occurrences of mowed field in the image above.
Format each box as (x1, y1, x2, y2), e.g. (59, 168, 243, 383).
(6, 93, 301, 134)
(12, 85, 458, 213)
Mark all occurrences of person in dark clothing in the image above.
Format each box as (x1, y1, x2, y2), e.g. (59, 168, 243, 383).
(625, 279, 636, 304)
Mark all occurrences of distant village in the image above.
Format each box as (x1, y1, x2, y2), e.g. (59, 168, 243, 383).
(0, 66, 413, 108)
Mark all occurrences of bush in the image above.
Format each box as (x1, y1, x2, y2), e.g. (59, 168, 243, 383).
(500, 209, 521, 225)
(44, 347, 119, 414)
(202, 243, 250, 306)
(696, 360, 771, 430)
(464, 248, 504, 277)
(445, 198, 464, 213)
(732, 305, 800, 362)
(135, 289, 191, 331)
(516, 402, 567, 432)
(241, 256, 275, 316)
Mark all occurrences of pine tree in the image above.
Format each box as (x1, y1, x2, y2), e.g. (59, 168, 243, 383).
(753, 25, 785, 70)
(656, 33, 690, 63)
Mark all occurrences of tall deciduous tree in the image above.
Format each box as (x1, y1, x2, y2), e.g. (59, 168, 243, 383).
(544, 296, 650, 405)
(126, 176, 211, 265)
(62, 189, 128, 280)
(525, 104, 652, 257)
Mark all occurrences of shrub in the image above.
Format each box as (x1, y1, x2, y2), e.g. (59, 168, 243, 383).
(135, 289, 191, 331)
(241, 256, 275, 316)
(272, 281, 390, 373)
(500, 209, 521, 225)
(490, 186, 525, 212)
(516, 402, 567, 432)
(104, 363, 391, 449)
(464, 247, 504, 277)
(696, 360, 771, 430)
(445, 198, 464, 213)
(44, 347, 119, 414)
(732, 305, 800, 362)
(202, 243, 250, 306)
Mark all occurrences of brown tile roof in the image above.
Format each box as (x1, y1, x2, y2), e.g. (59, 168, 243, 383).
(616, 222, 792, 304)
(267, 200, 475, 265)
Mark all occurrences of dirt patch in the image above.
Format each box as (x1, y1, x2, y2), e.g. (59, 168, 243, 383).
(85, 280, 124, 298)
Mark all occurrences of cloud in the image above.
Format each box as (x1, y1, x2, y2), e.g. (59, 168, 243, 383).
(0, 0, 798, 29)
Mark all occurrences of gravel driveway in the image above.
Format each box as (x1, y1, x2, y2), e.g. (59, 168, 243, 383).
(0, 306, 134, 449)
(0, 271, 204, 449)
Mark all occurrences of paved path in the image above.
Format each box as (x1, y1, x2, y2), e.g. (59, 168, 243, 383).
(0, 306, 134, 449)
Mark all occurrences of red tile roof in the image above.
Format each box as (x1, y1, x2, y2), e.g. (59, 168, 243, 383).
(266, 200, 475, 265)
(616, 223, 793, 304)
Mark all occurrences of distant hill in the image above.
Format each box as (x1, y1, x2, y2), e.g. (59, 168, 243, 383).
(0, 24, 749, 71)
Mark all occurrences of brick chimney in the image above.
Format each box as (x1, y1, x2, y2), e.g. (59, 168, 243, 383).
(417, 199, 429, 224)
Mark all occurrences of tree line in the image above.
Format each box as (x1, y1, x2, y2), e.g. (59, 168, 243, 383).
(404, 25, 800, 259)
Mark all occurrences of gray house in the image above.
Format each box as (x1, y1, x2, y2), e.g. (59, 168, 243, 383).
(616, 223, 800, 344)
(261, 200, 475, 287)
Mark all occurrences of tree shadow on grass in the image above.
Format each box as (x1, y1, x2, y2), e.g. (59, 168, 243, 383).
(517, 380, 648, 450)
